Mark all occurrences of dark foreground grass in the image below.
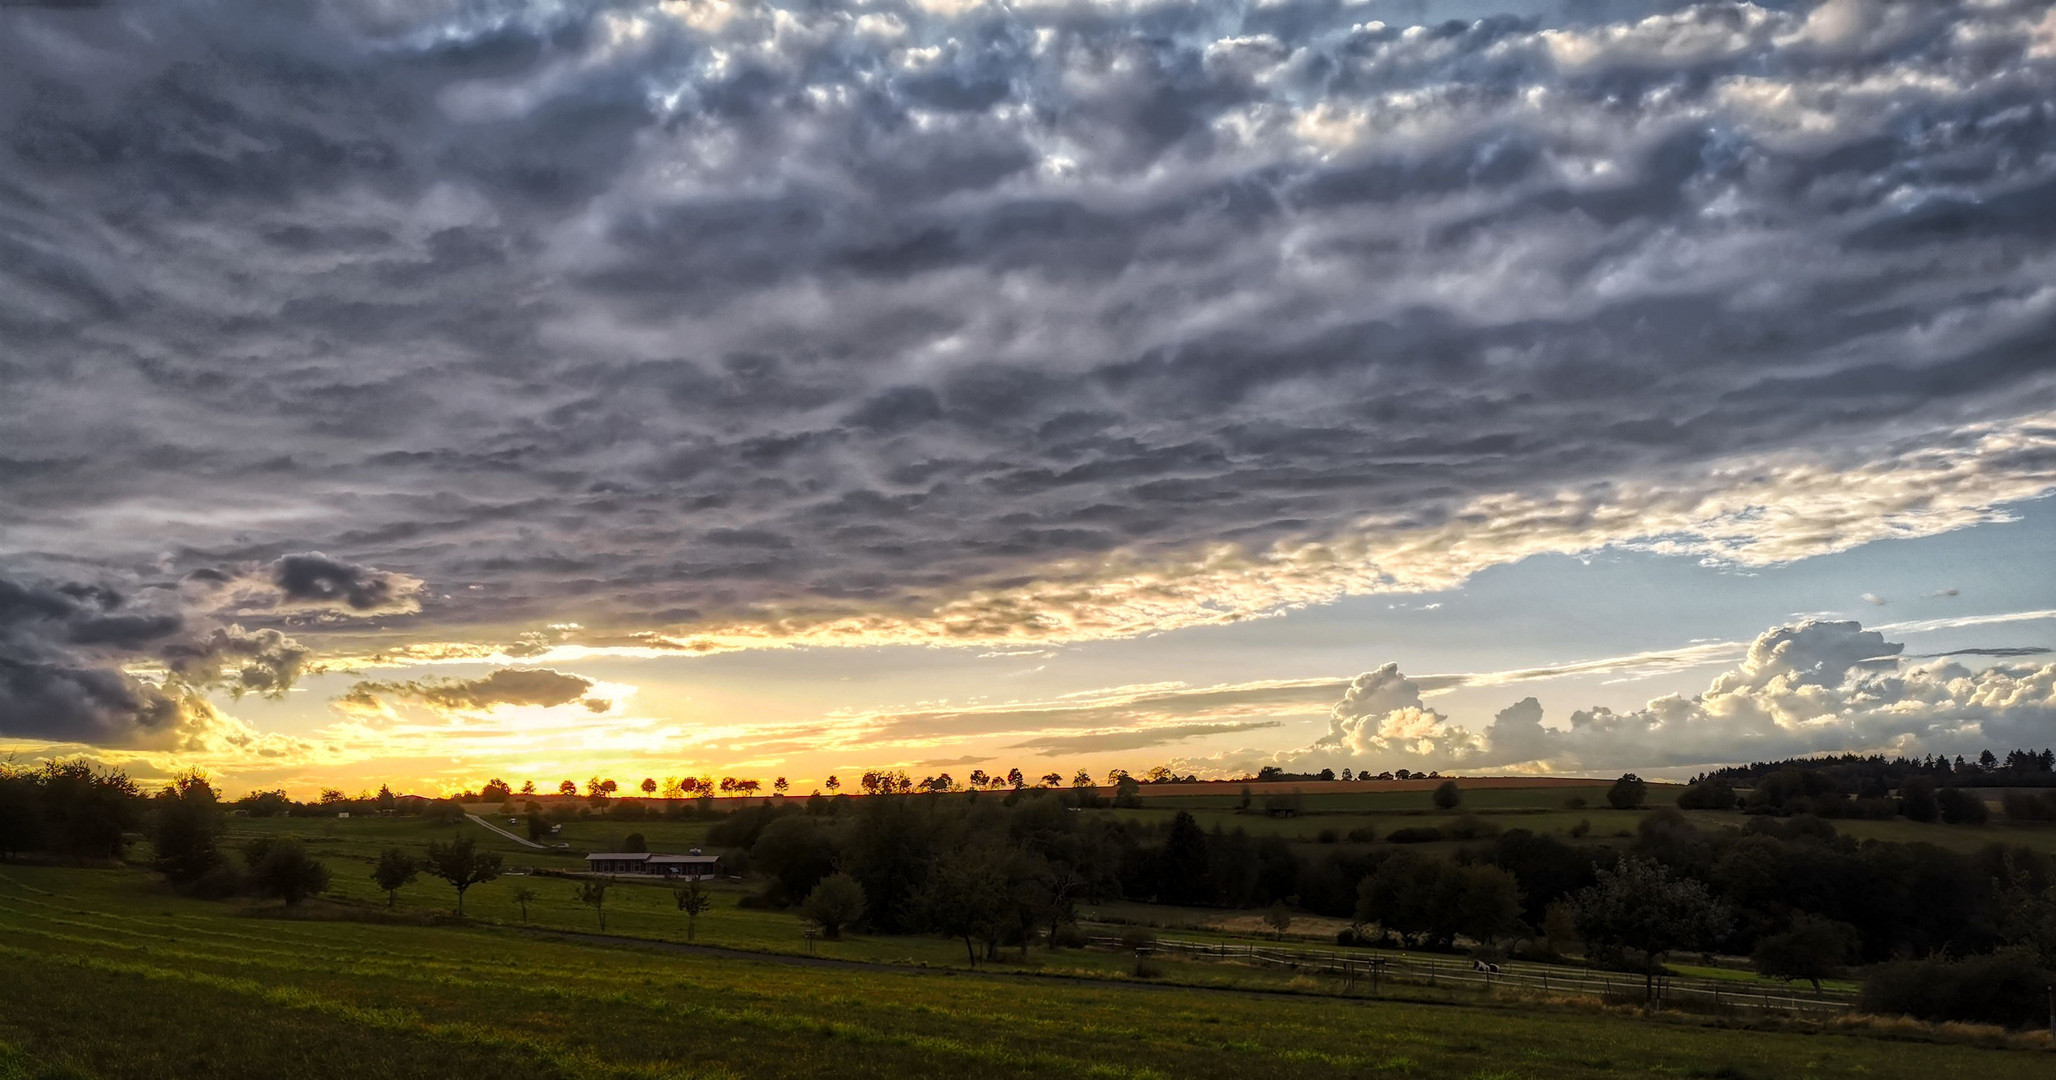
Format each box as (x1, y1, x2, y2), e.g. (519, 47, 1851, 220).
(0, 866, 2047, 1080)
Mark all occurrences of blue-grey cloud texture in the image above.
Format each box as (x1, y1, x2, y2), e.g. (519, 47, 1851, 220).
(3, 1, 2056, 742)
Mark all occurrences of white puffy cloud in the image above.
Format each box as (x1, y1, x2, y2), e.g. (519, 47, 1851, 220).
(1286, 618, 2056, 775)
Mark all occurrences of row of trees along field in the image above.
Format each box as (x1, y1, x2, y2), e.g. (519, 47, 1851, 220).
(5, 756, 2056, 1028)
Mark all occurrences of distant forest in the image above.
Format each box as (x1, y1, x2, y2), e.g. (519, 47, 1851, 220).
(1698, 748, 2056, 790)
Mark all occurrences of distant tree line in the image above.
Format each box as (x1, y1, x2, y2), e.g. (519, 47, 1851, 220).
(1698, 747, 2056, 790)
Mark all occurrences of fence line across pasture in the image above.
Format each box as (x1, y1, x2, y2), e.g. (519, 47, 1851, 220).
(1081, 932, 1858, 1016)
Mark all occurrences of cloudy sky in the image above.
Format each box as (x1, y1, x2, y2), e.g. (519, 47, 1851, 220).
(2, 0, 2054, 796)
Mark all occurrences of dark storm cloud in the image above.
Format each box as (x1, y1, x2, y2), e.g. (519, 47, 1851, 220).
(0, 566, 323, 745)
(0, 572, 185, 744)
(3, 0, 2056, 653)
(268, 553, 423, 616)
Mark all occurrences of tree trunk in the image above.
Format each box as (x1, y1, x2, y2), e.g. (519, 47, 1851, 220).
(963, 935, 977, 965)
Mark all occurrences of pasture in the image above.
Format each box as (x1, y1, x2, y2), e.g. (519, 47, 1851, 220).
(1, 865, 2050, 1080)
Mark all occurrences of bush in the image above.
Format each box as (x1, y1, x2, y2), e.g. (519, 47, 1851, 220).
(184, 862, 245, 900)
(1859, 951, 2052, 1028)
(1443, 815, 1500, 841)
(247, 838, 331, 906)
(1385, 826, 1444, 844)
(798, 873, 865, 939)
(1050, 923, 1089, 949)
(1676, 778, 1737, 811)
(1432, 781, 1461, 810)
(1346, 825, 1377, 843)
(1935, 787, 1990, 826)
(2002, 789, 2056, 822)
(1316, 828, 1339, 844)
(1562, 795, 1588, 810)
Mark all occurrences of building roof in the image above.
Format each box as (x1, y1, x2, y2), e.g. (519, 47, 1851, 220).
(583, 852, 719, 863)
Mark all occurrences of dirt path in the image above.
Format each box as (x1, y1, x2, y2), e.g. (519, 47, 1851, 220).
(466, 813, 549, 850)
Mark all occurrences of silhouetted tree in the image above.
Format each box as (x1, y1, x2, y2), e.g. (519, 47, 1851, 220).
(1900, 778, 1939, 822)
(1433, 780, 1461, 810)
(751, 814, 837, 904)
(912, 847, 1010, 963)
(1158, 811, 1211, 904)
(150, 770, 224, 884)
(1935, 786, 1990, 825)
(800, 873, 865, 940)
(248, 838, 330, 906)
(1753, 915, 1860, 990)
(0, 767, 40, 859)
(372, 847, 418, 907)
(1606, 774, 1648, 811)
(575, 879, 610, 930)
(511, 885, 538, 922)
(1676, 778, 1736, 810)
(673, 879, 713, 940)
(422, 836, 502, 914)
(1571, 857, 1730, 1005)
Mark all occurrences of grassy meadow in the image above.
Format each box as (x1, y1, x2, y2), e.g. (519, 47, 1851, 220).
(2, 863, 2051, 1080)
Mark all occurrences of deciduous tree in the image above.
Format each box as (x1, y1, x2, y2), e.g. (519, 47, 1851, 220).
(1571, 857, 1730, 1005)
(372, 847, 418, 907)
(1606, 774, 1648, 811)
(249, 838, 330, 906)
(800, 873, 865, 940)
(575, 879, 610, 930)
(1752, 915, 1860, 990)
(422, 836, 503, 915)
(673, 879, 713, 940)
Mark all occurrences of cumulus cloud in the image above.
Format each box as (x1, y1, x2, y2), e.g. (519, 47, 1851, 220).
(345, 667, 609, 713)
(0, 0, 2053, 669)
(1286, 619, 2056, 774)
(161, 625, 312, 699)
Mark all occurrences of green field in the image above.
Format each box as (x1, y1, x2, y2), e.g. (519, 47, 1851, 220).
(2, 864, 2050, 1080)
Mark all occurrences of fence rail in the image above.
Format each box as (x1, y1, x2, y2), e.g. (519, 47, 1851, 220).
(1083, 932, 1858, 1015)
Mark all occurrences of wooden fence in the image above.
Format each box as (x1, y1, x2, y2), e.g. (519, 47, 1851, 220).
(1085, 933, 1859, 1015)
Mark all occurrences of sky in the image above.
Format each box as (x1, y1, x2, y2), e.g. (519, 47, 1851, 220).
(1, 0, 2054, 797)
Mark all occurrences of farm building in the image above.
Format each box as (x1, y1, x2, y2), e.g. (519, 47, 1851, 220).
(584, 852, 720, 878)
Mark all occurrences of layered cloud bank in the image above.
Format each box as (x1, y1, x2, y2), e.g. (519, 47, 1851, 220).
(1, 0, 2053, 664)
(3, 2, 2056, 785)
(1298, 619, 2056, 774)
